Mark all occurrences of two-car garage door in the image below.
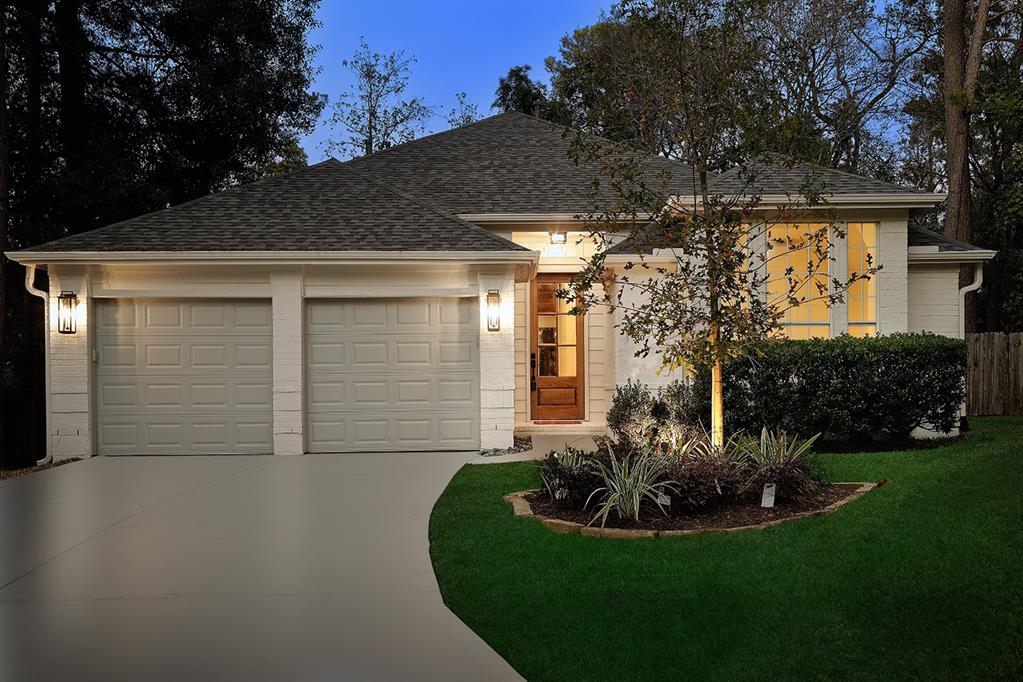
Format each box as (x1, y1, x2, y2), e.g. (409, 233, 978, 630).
(94, 297, 480, 455)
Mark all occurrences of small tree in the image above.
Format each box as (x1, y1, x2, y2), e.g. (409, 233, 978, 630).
(325, 38, 432, 158)
(565, 0, 878, 447)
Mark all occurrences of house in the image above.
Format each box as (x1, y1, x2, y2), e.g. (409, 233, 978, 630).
(7, 112, 996, 459)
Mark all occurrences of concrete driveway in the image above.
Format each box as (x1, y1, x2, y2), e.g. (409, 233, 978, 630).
(0, 454, 522, 682)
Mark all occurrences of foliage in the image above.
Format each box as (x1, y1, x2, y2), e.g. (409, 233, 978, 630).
(324, 38, 432, 158)
(607, 379, 705, 453)
(546, 0, 928, 174)
(537, 447, 601, 509)
(585, 447, 676, 526)
(446, 92, 481, 128)
(665, 442, 744, 510)
(715, 334, 967, 441)
(736, 428, 824, 501)
(492, 65, 549, 116)
(605, 380, 658, 449)
(1, 0, 324, 468)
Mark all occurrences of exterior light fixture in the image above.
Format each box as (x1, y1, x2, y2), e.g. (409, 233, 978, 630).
(549, 231, 567, 245)
(57, 291, 78, 334)
(486, 290, 501, 332)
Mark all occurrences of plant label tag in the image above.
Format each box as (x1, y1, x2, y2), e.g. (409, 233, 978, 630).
(761, 483, 776, 508)
(657, 493, 671, 506)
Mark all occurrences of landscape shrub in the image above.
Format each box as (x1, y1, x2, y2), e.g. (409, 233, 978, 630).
(665, 445, 743, 510)
(537, 448, 602, 509)
(585, 446, 677, 526)
(736, 428, 824, 501)
(607, 379, 705, 453)
(605, 380, 657, 450)
(691, 333, 967, 443)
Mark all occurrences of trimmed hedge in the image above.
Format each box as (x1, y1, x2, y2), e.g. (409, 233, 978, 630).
(698, 333, 967, 441)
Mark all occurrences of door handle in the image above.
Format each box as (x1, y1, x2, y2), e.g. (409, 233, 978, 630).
(530, 352, 537, 392)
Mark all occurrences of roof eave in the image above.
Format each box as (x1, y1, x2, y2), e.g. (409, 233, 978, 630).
(5, 249, 541, 267)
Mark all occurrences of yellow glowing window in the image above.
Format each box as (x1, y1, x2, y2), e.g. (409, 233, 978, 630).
(847, 222, 878, 337)
(767, 223, 830, 339)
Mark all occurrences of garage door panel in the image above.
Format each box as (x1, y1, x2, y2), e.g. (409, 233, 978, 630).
(306, 413, 480, 452)
(306, 375, 478, 412)
(96, 299, 272, 455)
(306, 298, 480, 452)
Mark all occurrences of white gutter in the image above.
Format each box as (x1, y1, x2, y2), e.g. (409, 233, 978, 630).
(23, 265, 52, 465)
(959, 262, 985, 339)
(908, 249, 997, 264)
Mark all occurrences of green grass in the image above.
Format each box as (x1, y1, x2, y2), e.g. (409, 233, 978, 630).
(429, 417, 1023, 681)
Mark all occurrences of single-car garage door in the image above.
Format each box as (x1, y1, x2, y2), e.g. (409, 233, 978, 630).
(95, 299, 273, 455)
(305, 298, 480, 452)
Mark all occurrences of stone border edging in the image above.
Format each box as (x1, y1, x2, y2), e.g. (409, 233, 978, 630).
(503, 482, 878, 539)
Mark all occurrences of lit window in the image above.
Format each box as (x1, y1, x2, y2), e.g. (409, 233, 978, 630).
(847, 222, 878, 337)
(766, 223, 830, 339)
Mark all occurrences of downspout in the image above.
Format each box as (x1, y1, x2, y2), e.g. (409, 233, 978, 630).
(958, 262, 983, 339)
(23, 264, 52, 465)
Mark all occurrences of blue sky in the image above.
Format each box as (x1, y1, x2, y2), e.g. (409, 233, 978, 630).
(300, 0, 608, 159)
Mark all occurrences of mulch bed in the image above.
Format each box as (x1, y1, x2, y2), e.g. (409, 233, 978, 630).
(522, 482, 875, 534)
(0, 458, 81, 481)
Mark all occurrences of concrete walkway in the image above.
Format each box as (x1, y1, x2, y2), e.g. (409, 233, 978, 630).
(0, 454, 521, 682)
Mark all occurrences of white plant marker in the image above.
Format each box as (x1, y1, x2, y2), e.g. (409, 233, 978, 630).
(761, 483, 776, 508)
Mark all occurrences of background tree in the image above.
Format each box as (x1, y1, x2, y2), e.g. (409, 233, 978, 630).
(546, 0, 929, 175)
(565, 0, 875, 446)
(325, 38, 432, 158)
(1, 0, 324, 469)
(446, 92, 481, 128)
(492, 64, 549, 116)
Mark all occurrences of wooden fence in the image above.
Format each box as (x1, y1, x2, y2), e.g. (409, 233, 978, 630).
(966, 333, 1023, 416)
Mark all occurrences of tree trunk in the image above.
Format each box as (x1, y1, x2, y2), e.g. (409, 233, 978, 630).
(710, 351, 724, 449)
(943, 0, 972, 244)
(943, 0, 992, 333)
(0, 0, 9, 465)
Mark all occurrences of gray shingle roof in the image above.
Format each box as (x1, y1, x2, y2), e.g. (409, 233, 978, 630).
(345, 111, 700, 214)
(907, 225, 988, 252)
(25, 160, 527, 253)
(710, 159, 926, 196)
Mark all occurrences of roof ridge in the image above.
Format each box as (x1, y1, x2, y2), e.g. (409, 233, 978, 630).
(339, 166, 528, 252)
(340, 112, 520, 166)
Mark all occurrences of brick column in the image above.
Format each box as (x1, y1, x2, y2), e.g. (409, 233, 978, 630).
(271, 270, 304, 455)
(878, 218, 909, 334)
(479, 272, 515, 449)
(831, 223, 849, 337)
(48, 265, 92, 460)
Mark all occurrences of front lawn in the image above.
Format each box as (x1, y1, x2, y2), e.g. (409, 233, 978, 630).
(429, 417, 1023, 680)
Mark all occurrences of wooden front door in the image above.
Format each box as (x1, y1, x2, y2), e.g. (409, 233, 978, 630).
(530, 275, 585, 421)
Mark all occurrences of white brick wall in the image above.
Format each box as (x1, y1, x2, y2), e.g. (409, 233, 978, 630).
(48, 266, 92, 461)
(611, 274, 684, 390)
(878, 218, 909, 334)
(479, 273, 515, 449)
(271, 270, 304, 455)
